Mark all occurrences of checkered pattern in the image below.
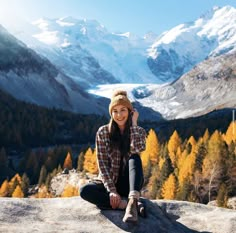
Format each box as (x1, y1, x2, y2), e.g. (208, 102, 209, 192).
(96, 124, 146, 193)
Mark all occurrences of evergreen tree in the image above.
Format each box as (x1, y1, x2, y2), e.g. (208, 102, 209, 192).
(159, 154, 174, 185)
(0, 147, 8, 167)
(45, 173, 52, 190)
(21, 173, 30, 197)
(57, 164, 62, 174)
(51, 168, 58, 178)
(77, 151, 85, 172)
(25, 150, 39, 184)
(194, 142, 207, 172)
(38, 165, 47, 186)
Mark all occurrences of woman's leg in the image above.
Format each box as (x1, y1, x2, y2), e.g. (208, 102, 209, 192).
(122, 154, 144, 223)
(128, 154, 144, 196)
(116, 154, 144, 197)
(80, 182, 111, 209)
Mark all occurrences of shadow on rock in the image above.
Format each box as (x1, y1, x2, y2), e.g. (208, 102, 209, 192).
(101, 198, 210, 233)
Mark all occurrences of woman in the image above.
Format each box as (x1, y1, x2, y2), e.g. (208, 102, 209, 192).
(80, 90, 146, 223)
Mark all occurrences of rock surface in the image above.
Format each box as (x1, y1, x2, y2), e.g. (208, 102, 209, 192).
(0, 197, 235, 233)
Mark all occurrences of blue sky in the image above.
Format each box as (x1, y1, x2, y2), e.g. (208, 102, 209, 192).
(0, 0, 236, 36)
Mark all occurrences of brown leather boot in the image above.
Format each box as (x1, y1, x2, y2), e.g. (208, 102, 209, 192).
(122, 197, 138, 223)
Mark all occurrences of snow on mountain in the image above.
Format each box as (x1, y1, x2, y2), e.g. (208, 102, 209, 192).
(0, 25, 108, 115)
(1, 5, 236, 120)
(12, 5, 236, 88)
(90, 49, 236, 120)
(13, 16, 159, 86)
(147, 5, 236, 82)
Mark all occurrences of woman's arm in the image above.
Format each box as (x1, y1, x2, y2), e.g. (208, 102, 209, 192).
(129, 109, 146, 154)
(96, 127, 117, 193)
(130, 125, 146, 154)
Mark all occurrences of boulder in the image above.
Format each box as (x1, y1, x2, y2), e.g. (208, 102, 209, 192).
(0, 197, 235, 233)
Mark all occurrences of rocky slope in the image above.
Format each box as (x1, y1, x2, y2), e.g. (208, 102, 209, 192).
(90, 50, 236, 120)
(0, 197, 235, 233)
(0, 25, 108, 115)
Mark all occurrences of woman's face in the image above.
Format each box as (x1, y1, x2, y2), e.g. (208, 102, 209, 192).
(111, 105, 129, 130)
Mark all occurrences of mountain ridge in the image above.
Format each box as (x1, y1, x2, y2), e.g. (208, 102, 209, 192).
(0, 5, 236, 120)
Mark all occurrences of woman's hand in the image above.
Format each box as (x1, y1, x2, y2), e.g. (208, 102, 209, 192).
(109, 192, 121, 209)
(131, 109, 139, 126)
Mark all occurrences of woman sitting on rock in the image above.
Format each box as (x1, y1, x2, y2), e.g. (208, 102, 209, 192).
(80, 90, 146, 223)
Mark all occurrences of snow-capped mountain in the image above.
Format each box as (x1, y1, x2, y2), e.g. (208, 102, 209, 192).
(147, 5, 236, 82)
(12, 5, 236, 87)
(0, 5, 236, 121)
(13, 17, 159, 86)
(0, 25, 108, 115)
(90, 49, 236, 120)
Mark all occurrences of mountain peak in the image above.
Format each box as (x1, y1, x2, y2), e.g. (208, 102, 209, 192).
(199, 5, 236, 21)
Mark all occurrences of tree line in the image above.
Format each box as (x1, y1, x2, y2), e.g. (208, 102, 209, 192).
(0, 88, 107, 148)
(1, 121, 235, 208)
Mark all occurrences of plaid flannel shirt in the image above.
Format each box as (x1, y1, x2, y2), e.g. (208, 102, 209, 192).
(96, 124, 146, 193)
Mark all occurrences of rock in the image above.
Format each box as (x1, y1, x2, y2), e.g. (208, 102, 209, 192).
(50, 171, 94, 196)
(0, 197, 235, 233)
(208, 197, 236, 210)
(227, 197, 236, 210)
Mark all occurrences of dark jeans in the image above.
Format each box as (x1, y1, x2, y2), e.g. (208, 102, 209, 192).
(80, 154, 144, 209)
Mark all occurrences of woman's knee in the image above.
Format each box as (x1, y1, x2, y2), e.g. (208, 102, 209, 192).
(129, 154, 142, 167)
(80, 183, 91, 200)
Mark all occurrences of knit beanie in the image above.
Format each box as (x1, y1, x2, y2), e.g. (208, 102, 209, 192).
(109, 90, 133, 115)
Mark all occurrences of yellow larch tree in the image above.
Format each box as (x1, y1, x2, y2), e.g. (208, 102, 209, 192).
(10, 173, 22, 184)
(223, 121, 236, 145)
(178, 151, 196, 187)
(202, 130, 227, 202)
(188, 136, 197, 152)
(161, 173, 177, 200)
(176, 148, 188, 174)
(158, 156, 165, 170)
(8, 173, 22, 196)
(146, 166, 159, 199)
(168, 130, 182, 166)
(0, 180, 9, 197)
(83, 148, 98, 174)
(204, 130, 225, 163)
(141, 129, 160, 166)
(175, 146, 182, 171)
(12, 185, 24, 198)
(63, 152, 73, 170)
(202, 128, 210, 143)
